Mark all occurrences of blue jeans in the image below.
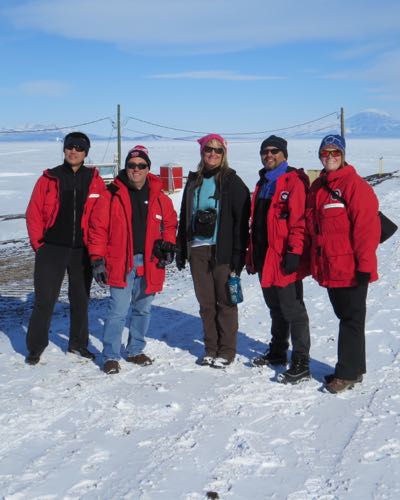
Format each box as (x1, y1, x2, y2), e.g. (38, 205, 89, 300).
(102, 255, 155, 361)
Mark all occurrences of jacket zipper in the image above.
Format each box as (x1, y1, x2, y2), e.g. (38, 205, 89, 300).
(72, 172, 77, 247)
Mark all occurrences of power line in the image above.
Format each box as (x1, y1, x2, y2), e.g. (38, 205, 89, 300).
(0, 117, 113, 134)
(125, 111, 338, 136)
(123, 127, 195, 142)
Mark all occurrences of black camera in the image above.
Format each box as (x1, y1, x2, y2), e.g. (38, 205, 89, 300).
(193, 208, 217, 238)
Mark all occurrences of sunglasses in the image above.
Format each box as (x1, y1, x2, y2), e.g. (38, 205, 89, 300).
(261, 148, 281, 156)
(320, 150, 342, 158)
(126, 162, 148, 170)
(65, 144, 86, 153)
(203, 146, 224, 155)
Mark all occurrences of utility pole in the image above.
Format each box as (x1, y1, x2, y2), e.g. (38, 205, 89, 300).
(117, 104, 122, 172)
(340, 107, 345, 137)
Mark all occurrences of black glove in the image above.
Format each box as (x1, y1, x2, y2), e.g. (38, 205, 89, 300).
(153, 239, 176, 268)
(283, 253, 300, 275)
(92, 258, 107, 287)
(356, 271, 370, 285)
(175, 249, 186, 271)
(231, 252, 244, 276)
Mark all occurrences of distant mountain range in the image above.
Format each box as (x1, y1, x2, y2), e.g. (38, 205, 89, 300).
(307, 110, 400, 139)
(1, 110, 400, 141)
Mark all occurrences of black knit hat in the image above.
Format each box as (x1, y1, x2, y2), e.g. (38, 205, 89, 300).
(260, 135, 288, 159)
(125, 145, 151, 169)
(63, 131, 91, 155)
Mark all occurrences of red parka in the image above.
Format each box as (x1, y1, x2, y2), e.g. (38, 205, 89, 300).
(26, 167, 106, 251)
(246, 168, 310, 287)
(306, 164, 380, 288)
(87, 173, 177, 293)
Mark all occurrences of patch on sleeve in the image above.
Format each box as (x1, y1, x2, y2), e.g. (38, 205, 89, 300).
(280, 191, 289, 201)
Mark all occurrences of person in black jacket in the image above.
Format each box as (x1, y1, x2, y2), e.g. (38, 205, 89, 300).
(176, 134, 250, 368)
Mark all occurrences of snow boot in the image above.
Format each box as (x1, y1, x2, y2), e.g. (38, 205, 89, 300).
(324, 373, 363, 384)
(325, 376, 363, 394)
(126, 353, 153, 366)
(198, 356, 215, 366)
(103, 360, 121, 375)
(68, 346, 95, 360)
(211, 357, 232, 369)
(253, 345, 287, 367)
(25, 351, 42, 365)
(277, 352, 310, 384)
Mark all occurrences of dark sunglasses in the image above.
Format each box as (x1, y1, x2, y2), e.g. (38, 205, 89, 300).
(203, 146, 224, 155)
(320, 150, 342, 158)
(126, 162, 148, 170)
(65, 144, 86, 153)
(261, 148, 281, 156)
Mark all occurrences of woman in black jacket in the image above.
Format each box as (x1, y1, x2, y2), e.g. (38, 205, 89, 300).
(176, 134, 250, 368)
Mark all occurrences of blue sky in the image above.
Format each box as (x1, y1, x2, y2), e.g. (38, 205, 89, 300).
(1, 0, 400, 138)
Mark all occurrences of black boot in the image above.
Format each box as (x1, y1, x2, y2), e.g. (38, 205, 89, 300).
(278, 352, 310, 384)
(68, 346, 95, 360)
(253, 343, 287, 367)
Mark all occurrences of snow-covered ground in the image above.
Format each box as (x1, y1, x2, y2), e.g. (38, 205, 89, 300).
(0, 140, 399, 499)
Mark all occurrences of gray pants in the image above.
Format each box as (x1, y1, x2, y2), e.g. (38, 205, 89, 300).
(190, 246, 238, 362)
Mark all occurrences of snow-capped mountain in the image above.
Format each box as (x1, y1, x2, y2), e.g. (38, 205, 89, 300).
(2, 110, 400, 141)
(345, 110, 400, 137)
(0, 124, 107, 142)
(294, 110, 400, 139)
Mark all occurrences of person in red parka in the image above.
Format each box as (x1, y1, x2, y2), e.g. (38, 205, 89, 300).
(25, 132, 106, 365)
(246, 135, 311, 384)
(88, 145, 177, 375)
(306, 134, 380, 394)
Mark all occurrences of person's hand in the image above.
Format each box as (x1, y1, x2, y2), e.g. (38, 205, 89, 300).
(175, 249, 186, 271)
(92, 258, 107, 287)
(153, 240, 176, 268)
(356, 271, 370, 285)
(283, 253, 300, 275)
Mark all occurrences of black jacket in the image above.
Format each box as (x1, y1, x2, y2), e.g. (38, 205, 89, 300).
(177, 168, 250, 271)
(44, 161, 93, 248)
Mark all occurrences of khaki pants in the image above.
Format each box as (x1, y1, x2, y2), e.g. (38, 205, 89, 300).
(189, 246, 238, 361)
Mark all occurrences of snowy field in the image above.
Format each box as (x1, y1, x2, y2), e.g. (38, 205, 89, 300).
(0, 139, 399, 499)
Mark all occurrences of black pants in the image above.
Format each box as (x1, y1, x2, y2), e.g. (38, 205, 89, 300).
(261, 280, 310, 356)
(190, 246, 238, 362)
(26, 244, 92, 355)
(327, 284, 368, 379)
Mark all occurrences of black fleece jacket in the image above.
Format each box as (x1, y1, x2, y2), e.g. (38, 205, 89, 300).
(177, 168, 250, 271)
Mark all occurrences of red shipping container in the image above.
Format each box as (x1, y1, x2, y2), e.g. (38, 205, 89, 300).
(159, 164, 183, 192)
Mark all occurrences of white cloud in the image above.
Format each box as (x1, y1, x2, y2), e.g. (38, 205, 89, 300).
(18, 80, 71, 97)
(335, 42, 392, 61)
(150, 71, 285, 81)
(3, 0, 400, 54)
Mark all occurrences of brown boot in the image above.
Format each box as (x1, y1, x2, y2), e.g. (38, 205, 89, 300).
(325, 377, 362, 394)
(126, 353, 153, 366)
(103, 360, 121, 375)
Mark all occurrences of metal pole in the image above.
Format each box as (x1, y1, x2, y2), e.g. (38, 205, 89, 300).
(340, 107, 345, 137)
(379, 156, 384, 176)
(117, 104, 122, 172)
